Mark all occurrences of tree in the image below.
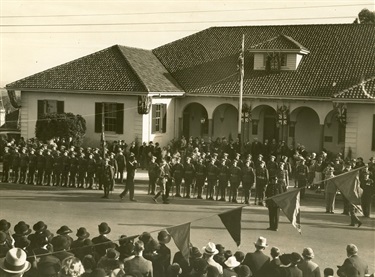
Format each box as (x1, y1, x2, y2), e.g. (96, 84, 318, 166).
(353, 8, 375, 24)
(35, 112, 86, 146)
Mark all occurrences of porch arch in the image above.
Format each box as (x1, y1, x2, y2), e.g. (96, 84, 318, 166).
(212, 104, 238, 140)
(250, 105, 277, 143)
(182, 102, 209, 139)
(323, 109, 345, 155)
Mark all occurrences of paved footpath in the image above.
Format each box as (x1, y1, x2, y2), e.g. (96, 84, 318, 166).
(0, 170, 374, 274)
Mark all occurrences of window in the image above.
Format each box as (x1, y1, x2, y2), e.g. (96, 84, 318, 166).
(264, 53, 287, 70)
(37, 100, 64, 118)
(152, 104, 167, 133)
(95, 102, 124, 134)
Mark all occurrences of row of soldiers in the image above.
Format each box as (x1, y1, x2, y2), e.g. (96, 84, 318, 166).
(1, 145, 127, 190)
(148, 152, 291, 205)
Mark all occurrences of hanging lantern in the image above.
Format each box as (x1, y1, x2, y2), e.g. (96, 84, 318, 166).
(137, 95, 152, 114)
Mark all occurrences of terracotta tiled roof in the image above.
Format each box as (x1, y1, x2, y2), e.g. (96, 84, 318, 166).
(6, 45, 183, 94)
(249, 34, 309, 52)
(153, 24, 375, 99)
(333, 77, 375, 100)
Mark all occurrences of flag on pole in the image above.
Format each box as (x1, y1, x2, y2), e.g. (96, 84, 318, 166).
(328, 169, 363, 208)
(167, 222, 191, 261)
(218, 207, 242, 246)
(270, 189, 302, 234)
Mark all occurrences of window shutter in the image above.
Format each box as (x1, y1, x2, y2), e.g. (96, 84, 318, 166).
(116, 103, 124, 134)
(95, 103, 102, 133)
(37, 100, 44, 119)
(57, 101, 64, 114)
(151, 105, 156, 133)
(162, 104, 167, 133)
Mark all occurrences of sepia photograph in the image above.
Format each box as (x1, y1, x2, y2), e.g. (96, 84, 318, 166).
(1, 1, 374, 277)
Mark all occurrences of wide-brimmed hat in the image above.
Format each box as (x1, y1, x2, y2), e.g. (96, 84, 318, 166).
(0, 219, 11, 232)
(57, 225, 73, 235)
(290, 252, 302, 264)
(139, 232, 151, 242)
(76, 227, 90, 239)
(279, 254, 292, 266)
(33, 221, 47, 233)
(0, 248, 31, 274)
(302, 248, 314, 259)
(51, 235, 70, 251)
(157, 230, 171, 244)
(14, 221, 32, 236)
(224, 256, 240, 268)
(202, 242, 218, 255)
(98, 222, 111, 234)
(254, 237, 268, 248)
(190, 247, 202, 258)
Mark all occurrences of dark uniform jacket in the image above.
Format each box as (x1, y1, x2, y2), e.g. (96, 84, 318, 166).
(243, 250, 270, 277)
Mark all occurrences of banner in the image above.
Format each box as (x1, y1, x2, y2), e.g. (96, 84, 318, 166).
(167, 222, 191, 261)
(329, 169, 362, 206)
(218, 207, 242, 246)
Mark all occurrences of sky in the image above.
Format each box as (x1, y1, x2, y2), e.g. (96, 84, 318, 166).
(0, 0, 374, 88)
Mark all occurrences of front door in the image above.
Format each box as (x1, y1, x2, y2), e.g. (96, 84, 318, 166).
(263, 116, 278, 141)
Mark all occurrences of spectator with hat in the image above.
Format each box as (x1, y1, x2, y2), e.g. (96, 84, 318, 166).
(56, 225, 74, 247)
(153, 230, 171, 277)
(223, 256, 240, 277)
(51, 235, 74, 262)
(0, 219, 13, 249)
(37, 255, 62, 277)
(97, 248, 121, 275)
(337, 244, 368, 277)
(71, 227, 91, 257)
(12, 221, 32, 249)
(0, 231, 11, 258)
(202, 242, 223, 275)
(243, 237, 270, 277)
(92, 223, 116, 259)
(297, 247, 321, 277)
(189, 257, 208, 277)
(0, 248, 31, 277)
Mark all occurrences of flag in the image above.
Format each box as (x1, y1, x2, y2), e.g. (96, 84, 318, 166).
(328, 169, 363, 206)
(271, 189, 301, 234)
(166, 222, 191, 261)
(218, 207, 242, 246)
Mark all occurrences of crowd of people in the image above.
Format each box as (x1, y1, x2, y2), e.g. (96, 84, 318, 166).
(0, 219, 372, 277)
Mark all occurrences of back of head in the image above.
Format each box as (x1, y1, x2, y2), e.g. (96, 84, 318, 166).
(133, 240, 144, 255)
(346, 244, 358, 256)
(323, 267, 334, 277)
(237, 265, 251, 277)
(207, 265, 220, 277)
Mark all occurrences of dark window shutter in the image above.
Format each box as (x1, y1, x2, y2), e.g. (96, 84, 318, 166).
(95, 103, 102, 133)
(57, 101, 64, 114)
(162, 104, 167, 133)
(37, 100, 44, 119)
(116, 103, 124, 134)
(152, 105, 156, 133)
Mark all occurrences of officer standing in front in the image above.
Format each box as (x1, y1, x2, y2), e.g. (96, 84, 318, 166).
(265, 176, 283, 231)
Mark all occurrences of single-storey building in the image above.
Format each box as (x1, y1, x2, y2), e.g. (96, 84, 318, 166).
(6, 23, 375, 160)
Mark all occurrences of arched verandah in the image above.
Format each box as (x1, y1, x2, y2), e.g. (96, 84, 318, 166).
(182, 103, 208, 139)
(212, 104, 238, 140)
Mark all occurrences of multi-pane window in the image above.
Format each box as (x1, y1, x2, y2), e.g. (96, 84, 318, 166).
(264, 53, 287, 70)
(95, 102, 124, 134)
(152, 104, 167, 134)
(37, 100, 64, 118)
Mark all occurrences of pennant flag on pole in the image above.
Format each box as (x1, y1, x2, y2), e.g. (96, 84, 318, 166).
(271, 189, 301, 234)
(218, 207, 242, 246)
(328, 169, 363, 206)
(166, 223, 191, 261)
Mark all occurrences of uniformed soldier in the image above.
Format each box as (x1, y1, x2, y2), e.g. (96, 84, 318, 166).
(171, 157, 184, 197)
(267, 155, 278, 178)
(242, 159, 255, 205)
(44, 149, 54, 186)
(255, 161, 269, 206)
(265, 176, 283, 231)
(153, 159, 170, 204)
(60, 150, 70, 187)
(19, 147, 29, 184)
(86, 153, 97, 189)
(206, 158, 219, 200)
(218, 158, 229, 201)
(52, 151, 61, 186)
(102, 158, 115, 199)
(115, 150, 126, 183)
(361, 172, 374, 218)
(96, 156, 105, 190)
(295, 158, 309, 198)
(194, 157, 207, 199)
(183, 156, 196, 198)
(229, 159, 242, 203)
(68, 152, 79, 187)
(2, 147, 11, 183)
(148, 155, 159, 195)
(11, 147, 21, 183)
(27, 148, 37, 185)
(108, 152, 118, 191)
(77, 152, 87, 188)
(36, 149, 46, 186)
(276, 162, 289, 192)
(119, 153, 138, 201)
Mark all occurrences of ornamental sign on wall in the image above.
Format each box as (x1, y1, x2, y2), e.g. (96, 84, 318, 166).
(241, 103, 252, 123)
(277, 105, 289, 125)
(333, 102, 347, 125)
(137, 95, 152, 114)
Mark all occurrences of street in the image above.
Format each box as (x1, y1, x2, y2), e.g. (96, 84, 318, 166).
(0, 172, 374, 274)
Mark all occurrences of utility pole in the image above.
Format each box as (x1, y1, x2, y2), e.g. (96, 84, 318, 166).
(238, 34, 245, 148)
(101, 103, 105, 158)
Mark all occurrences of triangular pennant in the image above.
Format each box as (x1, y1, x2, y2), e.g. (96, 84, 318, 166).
(271, 189, 301, 234)
(166, 222, 191, 261)
(218, 207, 242, 246)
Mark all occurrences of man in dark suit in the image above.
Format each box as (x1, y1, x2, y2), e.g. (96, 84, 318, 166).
(337, 244, 368, 277)
(124, 240, 153, 277)
(263, 246, 281, 277)
(91, 222, 115, 259)
(242, 237, 270, 277)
